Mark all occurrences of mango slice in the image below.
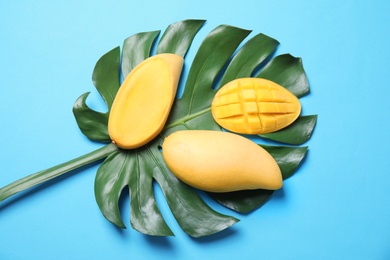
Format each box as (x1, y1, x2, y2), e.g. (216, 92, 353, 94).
(211, 78, 301, 134)
(108, 54, 184, 149)
(162, 130, 282, 192)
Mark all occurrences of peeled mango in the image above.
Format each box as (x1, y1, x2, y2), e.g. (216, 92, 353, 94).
(162, 130, 282, 192)
(108, 53, 183, 149)
(211, 78, 301, 134)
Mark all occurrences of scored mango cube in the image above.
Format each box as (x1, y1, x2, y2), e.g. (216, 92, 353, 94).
(242, 89, 256, 101)
(244, 102, 258, 114)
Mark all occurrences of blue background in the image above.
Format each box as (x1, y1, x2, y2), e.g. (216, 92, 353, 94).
(1, 0, 389, 259)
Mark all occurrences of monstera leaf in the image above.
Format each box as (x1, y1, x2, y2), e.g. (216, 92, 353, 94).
(0, 19, 317, 238)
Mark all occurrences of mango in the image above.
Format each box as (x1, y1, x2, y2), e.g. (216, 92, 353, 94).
(108, 54, 183, 149)
(211, 78, 301, 134)
(162, 130, 282, 192)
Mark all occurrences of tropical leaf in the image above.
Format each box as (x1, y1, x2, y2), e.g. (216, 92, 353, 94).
(95, 148, 174, 236)
(91, 21, 316, 236)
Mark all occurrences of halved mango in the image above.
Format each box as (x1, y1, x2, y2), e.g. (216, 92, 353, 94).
(162, 130, 282, 192)
(108, 54, 183, 149)
(211, 78, 301, 134)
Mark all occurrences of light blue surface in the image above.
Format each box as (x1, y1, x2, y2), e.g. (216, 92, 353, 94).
(1, 0, 390, 259)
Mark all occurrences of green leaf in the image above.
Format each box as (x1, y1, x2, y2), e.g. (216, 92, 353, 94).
(121, 31, 160, 79)
(209, 145, 308, 213)
(72, 92, 110, 142)
(91, 46, 121, 109)
(260, 115, 318, 145)
(94, 23, 315, 236)
(219, 33, 279, 86)
(95, 149, 173, 236)
(256, 54, 310, 98)
(156, 19, 206, 57)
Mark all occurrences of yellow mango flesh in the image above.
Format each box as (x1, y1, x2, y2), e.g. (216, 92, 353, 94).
(108, 54, 183, 149)
(162, 130, 282, 192)
(211, 78, 301, 134)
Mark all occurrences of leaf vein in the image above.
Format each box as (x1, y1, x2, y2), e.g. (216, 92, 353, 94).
(164, 107, 211, 129)
(187, 56, 210, 115)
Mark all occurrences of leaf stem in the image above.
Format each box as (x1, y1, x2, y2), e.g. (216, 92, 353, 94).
(164, 107, 211, 129)
(0, 143, 119, 203)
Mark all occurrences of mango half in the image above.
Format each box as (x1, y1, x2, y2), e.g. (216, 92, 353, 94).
(108, 54, 183, 149)
(162, 130, 282, 192)
(211, 78, 301, 134)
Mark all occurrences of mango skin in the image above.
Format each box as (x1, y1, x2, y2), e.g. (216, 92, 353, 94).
(162, 130, 282, 192)
(108, 54, 183, 149)
(211, 78, 301, 134)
